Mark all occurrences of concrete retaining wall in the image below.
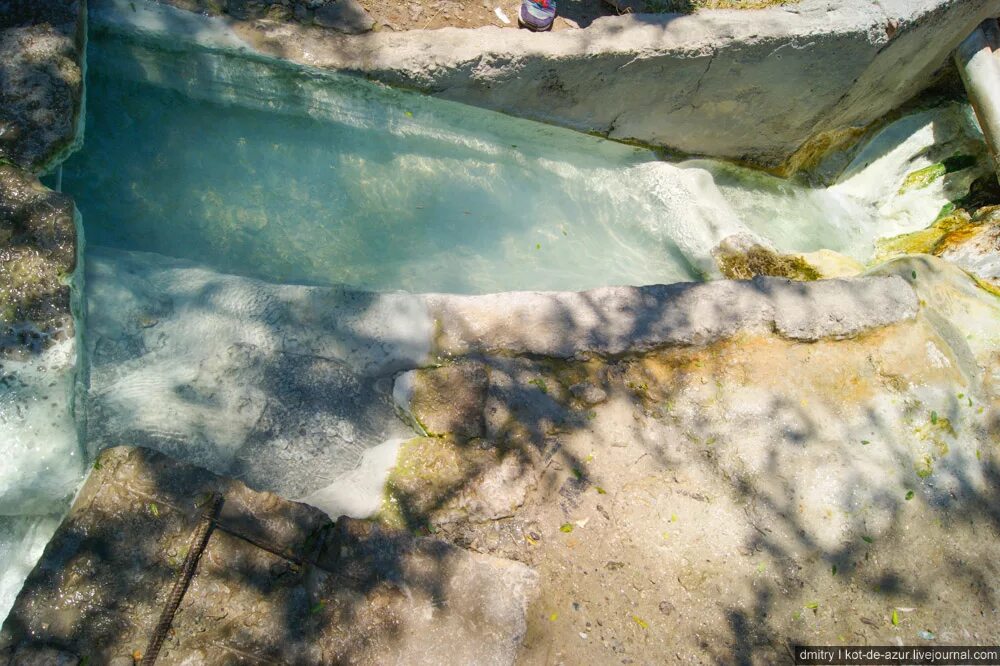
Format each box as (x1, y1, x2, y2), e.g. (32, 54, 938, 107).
(215, 0, 1000, 168)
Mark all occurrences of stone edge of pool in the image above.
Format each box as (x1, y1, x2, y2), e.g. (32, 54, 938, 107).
(96, 0, 1000, 171)
(0, 0, 86, 174)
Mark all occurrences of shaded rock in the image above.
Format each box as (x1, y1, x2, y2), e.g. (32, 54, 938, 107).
(484, 357, 575, 446)
(395, 361, 488, 439)
(313, 0, 375, 33)
(0, 165, 77, 355)
(0, 0, 85, 171)
(383, 435, 537, 526)
(0, 446, 538, 665)
(428, 274, 919, 356)
(569, 382, 607, 405)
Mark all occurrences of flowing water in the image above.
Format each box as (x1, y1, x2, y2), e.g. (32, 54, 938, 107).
(1, 0, 993, 621)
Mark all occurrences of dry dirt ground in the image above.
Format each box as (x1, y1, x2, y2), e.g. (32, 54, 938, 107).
(166, 0, 796, 33)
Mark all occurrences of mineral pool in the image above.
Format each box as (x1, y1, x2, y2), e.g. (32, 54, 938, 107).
(1, 0, 993, 622)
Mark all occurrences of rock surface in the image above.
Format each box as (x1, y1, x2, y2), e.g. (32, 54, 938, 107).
(394, 256, 1000, 663)
(85, 248, 920, 516)
(313, 0, 375, 33)
(0, 165, 77, 355)
(0, 446, 539, 665)
(93, 0, 1000, 168)
(394, 361, 488, 438)
(938, 208, 1000, 288)
(0, 2, 85, 623)
(0, 0, 85, 172)
(427, 274, 919, 356)
(0, 165, 81, 528)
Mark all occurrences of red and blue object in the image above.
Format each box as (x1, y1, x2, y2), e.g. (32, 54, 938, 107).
(519, 0, 556, 31)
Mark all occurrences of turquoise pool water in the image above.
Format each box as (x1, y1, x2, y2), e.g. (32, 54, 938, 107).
(62, 33, 712, 293)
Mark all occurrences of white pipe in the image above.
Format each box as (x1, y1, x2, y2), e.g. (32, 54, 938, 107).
(955, 21, 1000, 179)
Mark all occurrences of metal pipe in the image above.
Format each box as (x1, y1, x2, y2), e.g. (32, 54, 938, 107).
(955, 21, 1000, 180)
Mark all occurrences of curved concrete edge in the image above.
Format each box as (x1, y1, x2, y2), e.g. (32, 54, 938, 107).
(94, 0, 1000, 167)
(0, 0, 86, 174)
(424, 275, 919, 358)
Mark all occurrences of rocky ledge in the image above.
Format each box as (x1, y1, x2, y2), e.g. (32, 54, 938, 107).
(0, 165, 77, 357)
(0, 0, 86, 172)
(0, 446, 538, 665)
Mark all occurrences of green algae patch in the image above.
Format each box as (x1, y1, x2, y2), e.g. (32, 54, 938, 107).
(777, 125, 868, 178)
(898, 155, 977, 194)
(715, 244, 821, 281)
(899, 163, 947, 194)
(379, 435, 494, 530)
(874, 210, 980, 261)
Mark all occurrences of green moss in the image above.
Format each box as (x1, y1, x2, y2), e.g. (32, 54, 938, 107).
(0, 252, 66, 327)
(715, 244, 821, 281)
(899, 163, 947, 193)
(898, 155, 977, 194)
(874, 210, 978, 261)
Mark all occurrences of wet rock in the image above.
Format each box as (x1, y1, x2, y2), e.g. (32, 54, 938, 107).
(0, 0, 85, 171)
(0, 165, 77, 355)
(0, 164, 81, 569)
(0, 446, 538, 665)
(797, 249, 864, 279)
(936, 210, 1000, 289)
(313, 0, 375, 33)
(875, 206, 1000, 289)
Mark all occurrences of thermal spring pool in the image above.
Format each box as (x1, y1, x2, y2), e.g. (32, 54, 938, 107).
(2, 0, 997, 624)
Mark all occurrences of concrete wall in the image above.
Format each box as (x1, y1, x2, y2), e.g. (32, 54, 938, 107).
(204, 0, 1000, 169)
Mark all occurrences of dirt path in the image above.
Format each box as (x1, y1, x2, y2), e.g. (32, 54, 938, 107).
(165, 0, 796, 33)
